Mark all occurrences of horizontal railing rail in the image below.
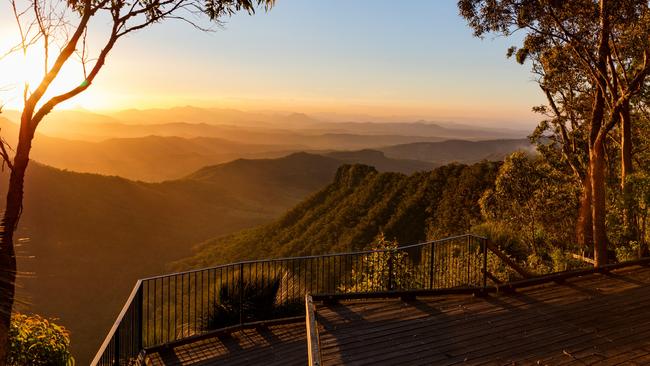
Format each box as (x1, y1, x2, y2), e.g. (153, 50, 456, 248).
(92, 234, 518, 365)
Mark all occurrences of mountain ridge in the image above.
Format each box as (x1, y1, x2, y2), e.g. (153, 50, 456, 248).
(177, 161, 501, 269)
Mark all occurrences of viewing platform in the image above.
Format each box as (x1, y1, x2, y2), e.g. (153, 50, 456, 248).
(92, 235, 650, 365)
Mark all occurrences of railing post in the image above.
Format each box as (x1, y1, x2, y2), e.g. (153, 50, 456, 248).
(387, 251, 394, 291)
(113, 327, 120, 366)
(429, 243, 435, 289)
(467, 235, 471, 285)
(482, 237, 488, 292)
(239, 263, 244, 325)
(137, 284, 143, 351)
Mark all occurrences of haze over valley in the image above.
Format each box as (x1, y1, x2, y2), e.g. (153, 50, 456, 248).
(0, 106, 532, 362)
(0, 108, 530, 181)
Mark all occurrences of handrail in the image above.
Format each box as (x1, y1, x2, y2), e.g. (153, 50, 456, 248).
(496, 256, 650, 292)
(485, 240, 532, 278)
(91, 280, 142, 366)
(305, 294, 322, 366)
(139, 233, 483, 281)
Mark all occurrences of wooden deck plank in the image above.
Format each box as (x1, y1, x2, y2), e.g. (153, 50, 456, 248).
(318, 276, 648, 364)
(144, 321, 307, 366)
(316, 283, 595, 350)
(318, 266, 650, 365)
(469, 286, 650, 364)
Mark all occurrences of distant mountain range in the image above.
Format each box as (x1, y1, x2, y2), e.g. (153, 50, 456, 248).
(1, 117, 531, 181)
(379, 139, 535, 164)
(2, 107, 528, 144)
(325, 149, 437, 174)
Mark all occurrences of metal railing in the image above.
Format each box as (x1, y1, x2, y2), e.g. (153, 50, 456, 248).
(92, 234, 490, 365)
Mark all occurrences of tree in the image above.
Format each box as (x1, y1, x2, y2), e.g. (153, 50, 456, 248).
(0, 0, 274, 362)
(459, 0, 650, 266)
(528, 44, 593, 250)
(480, 152, 580, 257)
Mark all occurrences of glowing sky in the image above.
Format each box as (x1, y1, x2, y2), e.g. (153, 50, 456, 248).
(0, 1, 543, 127)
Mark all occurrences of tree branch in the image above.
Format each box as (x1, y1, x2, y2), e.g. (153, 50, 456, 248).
(0, 131, 14, 171)
(24, 0, 96, 124)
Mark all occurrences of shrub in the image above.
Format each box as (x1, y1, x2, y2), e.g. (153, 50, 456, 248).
(339, 233, 420, 293)
(205, 275, 302, 330)
(471, 222, 528, 261)
(616, 241, 640, 263)
(7, 313, 74, 366)
(526, 253, 552, 275)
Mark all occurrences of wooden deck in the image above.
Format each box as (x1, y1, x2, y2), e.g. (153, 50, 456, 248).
(142, 265, 650, 365)
(317, 265, 650, 365)
(144, 321, 307, 366)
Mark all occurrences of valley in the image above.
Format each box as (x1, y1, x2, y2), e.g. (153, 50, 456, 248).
(0, 107, 532, 363)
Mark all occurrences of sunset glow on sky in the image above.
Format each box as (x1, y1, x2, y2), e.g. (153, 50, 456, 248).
(0, 1, 542, 127)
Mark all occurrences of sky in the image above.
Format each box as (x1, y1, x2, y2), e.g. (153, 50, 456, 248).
(0, 1, 544, 127)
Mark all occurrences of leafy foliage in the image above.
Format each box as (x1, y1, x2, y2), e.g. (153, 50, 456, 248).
(615, 241, 641, 263)
(480, 152, 580, 255)
(7, 314, 73, 366)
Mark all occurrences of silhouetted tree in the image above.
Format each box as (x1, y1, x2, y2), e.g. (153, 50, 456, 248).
(0, 0, 274, 362)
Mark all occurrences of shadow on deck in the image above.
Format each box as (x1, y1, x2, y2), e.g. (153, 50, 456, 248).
(318, 265, 650, 365)
(143, 265, 650, 365)
(144, 322, 306, 366)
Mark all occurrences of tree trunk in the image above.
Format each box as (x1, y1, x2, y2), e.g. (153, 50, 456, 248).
(530, 213, 539, 257)
(577, 174, 594, 250)
(0, 182, 19, 366)
(621, 101, 633, 186)
(0, 115, 35, 365)
(591, 138, 608, 267)
(620, 101, 639, 248)
(589, 0, 610, 268)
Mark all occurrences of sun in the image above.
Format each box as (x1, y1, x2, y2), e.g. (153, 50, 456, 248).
(0, 38, 88, 111)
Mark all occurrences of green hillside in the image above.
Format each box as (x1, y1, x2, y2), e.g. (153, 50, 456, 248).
(0, 152, 342, 363)
(178, 161, 501, 269)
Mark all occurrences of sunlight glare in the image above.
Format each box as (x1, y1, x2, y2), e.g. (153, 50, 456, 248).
(0, 38, 87, 111)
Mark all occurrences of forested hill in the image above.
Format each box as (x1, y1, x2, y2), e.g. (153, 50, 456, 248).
(177, 161, 501, 269)
(0, 152, 341, 362)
